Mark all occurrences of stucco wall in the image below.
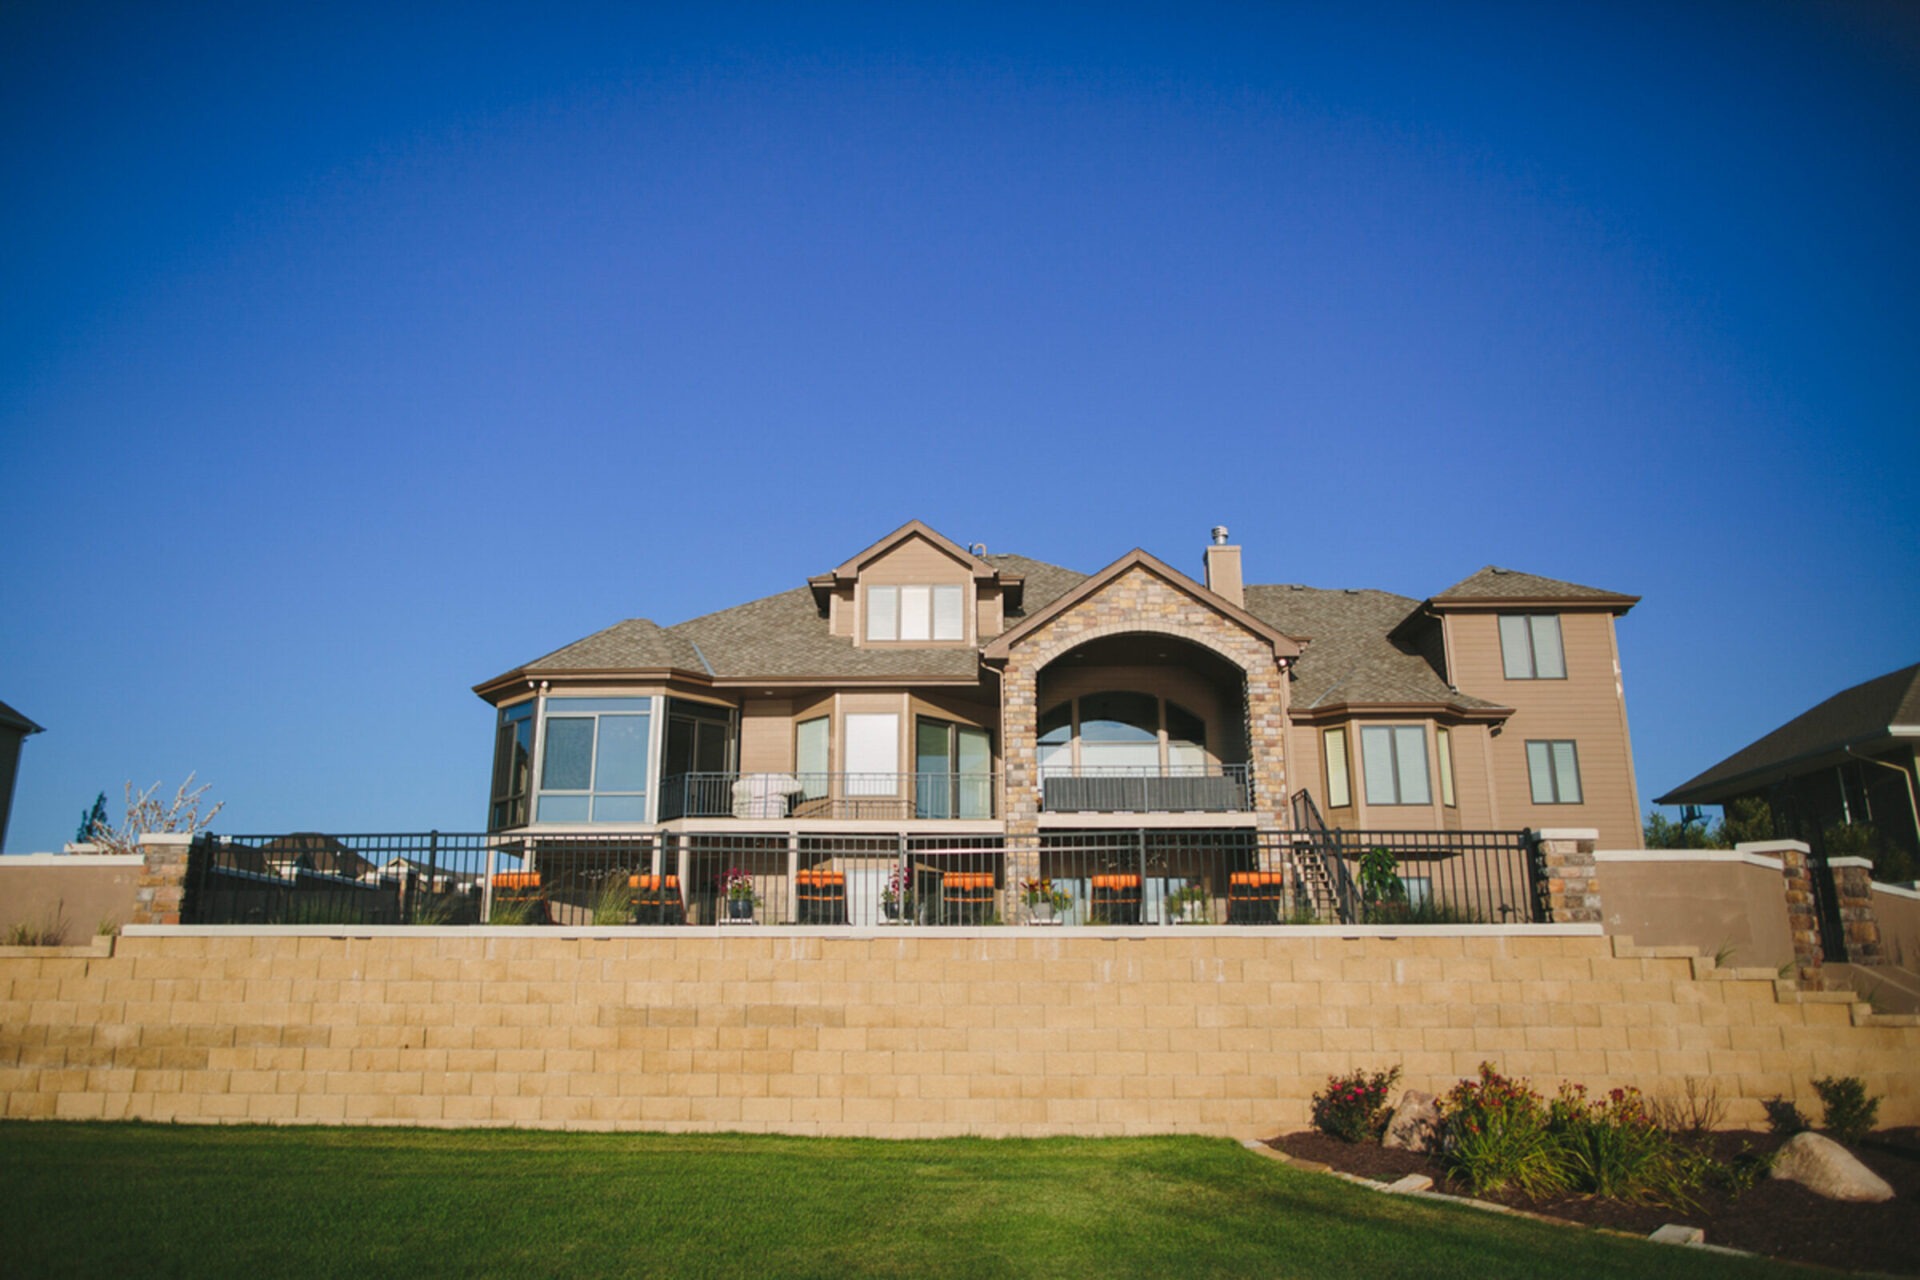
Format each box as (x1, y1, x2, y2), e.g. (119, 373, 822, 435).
(1597, 851, 1796, 972)
(1874, 882, 1920, 971)
(0, 855, 143, 941)
(3, 926, 1915, 1133)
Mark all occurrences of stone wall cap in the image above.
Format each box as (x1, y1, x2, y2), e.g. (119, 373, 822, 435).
(122, 922, 1607, 940)
(0, 852, 146, 867)
(1595, 849, 1785, 871)
(1874, 880, 1920, 901)
(1734, 839, 1811, 854)
(136, 833, 197, 848)
(1826, 856, 1873, 870)
(1533, 828, 1600, 841)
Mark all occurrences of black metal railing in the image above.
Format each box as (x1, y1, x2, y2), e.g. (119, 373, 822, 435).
(1039, 763, 1253, 814)
(657, 772, 998, 821)
(184, 825, 1547, 929)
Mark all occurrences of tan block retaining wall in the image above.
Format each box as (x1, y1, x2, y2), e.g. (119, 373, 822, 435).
(3, 926, 1916, 1135)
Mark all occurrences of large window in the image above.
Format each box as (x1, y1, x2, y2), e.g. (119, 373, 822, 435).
(867, 584, 965, 642)
(844, 713, 898, 795)
(489, 702, 534, 830)
(536, 698, 653, 822)
(1035, 692, 1210, 775)
(795, 716, 830, 800)
(1526, 740, 1583, 804)
(1499, 614, 1566, 680)
(1361, 726, 1431, 805)
(916, 717, 992, 818)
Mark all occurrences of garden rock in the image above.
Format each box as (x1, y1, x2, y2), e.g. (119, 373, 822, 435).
(1768, 1132, 1894, 1202)
(1382, 1091, 1441, 1153)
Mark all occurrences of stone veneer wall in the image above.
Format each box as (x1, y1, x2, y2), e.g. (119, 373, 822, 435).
(998, 564, 1290, 836)
(3, 927, 1916, 1133)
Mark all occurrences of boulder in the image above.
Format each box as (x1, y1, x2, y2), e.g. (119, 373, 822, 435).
(1768, 1131, 1895, 1203)
(1382, 1090, 1442, 1153)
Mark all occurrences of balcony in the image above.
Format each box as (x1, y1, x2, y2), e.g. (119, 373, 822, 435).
(658, 772, 998, 822)
(1039, 764, 1253, 814)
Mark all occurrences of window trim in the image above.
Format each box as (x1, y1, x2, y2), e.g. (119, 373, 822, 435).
(1499, 613, 1567, 680)
(1323, 727, 1352, 809)
(1526, 739, 1584, 805)
(865, 583, 967, 643)
(1360, 724, 1432, 806)
(533, 697, 655, 824)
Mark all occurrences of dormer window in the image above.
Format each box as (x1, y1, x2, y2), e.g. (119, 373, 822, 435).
(867, 584, 965, 642)
(1498, 614, 1565, 680)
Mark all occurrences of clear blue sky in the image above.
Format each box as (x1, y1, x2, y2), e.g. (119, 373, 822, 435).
(3, 1, 1916, 851)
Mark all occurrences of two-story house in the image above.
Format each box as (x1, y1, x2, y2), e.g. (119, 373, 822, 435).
(473, 522, 1640, 925)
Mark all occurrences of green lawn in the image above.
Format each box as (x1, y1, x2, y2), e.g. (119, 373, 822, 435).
(0, 1123, 1799, 1279)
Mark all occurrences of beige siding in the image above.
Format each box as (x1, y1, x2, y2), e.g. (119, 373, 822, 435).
(1445, 610, 1641, 848)
(739, 700, 796, 773)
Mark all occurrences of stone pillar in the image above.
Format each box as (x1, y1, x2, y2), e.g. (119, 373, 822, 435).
(1534, 827, 1600, 923)
(1830, 856, 1884, 964)
(1747, 841, 1823, 986)
(129, 832, 196, 926)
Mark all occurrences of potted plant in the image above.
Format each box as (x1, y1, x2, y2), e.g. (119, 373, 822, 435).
(881, 865, 914, 922)
(1020, 877, 1071, 924)
(719, 867, 758, 921)
(1167, 882, 1210, 924)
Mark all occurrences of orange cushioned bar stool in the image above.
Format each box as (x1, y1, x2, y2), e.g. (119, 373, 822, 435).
(1089, 873, 1142, 925)
(1226, 871, 1285, 924)
(628, 874, 686, 925)
(794, 869, 848, 925)
(942, 871, 996, 924)
(490, 871, 549, 924)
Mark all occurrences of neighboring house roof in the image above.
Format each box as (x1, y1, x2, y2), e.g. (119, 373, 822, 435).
(0, 699, 43, 736)
(1657, 662, 1920, 805)
(258, 832, 377, 880)
(1244, 585, 1506, 716)
(1432, 567, 1638, 612)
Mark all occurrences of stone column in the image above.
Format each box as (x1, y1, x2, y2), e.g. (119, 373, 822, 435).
(1830, 856, 1884, 964)
(129, 832, 197, 926)
(1533, 827, 1600, 923)
(1746, 841, 1823, 986)
(999, 653, 1042, 919)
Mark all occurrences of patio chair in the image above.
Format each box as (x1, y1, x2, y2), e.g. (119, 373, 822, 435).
(1089, 873, 1142, 925)
(489, 871, 549, 925)
(942, 871, 996, 924)
(1226, 871, 1285, 924)
(628, 874, 687, 925)
(794, 869, 847, 925)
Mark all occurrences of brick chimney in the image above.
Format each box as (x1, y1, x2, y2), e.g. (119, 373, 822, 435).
(1203, 525, 1243, 607)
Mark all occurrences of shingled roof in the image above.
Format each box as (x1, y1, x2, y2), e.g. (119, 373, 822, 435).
(1433, 567, 1637, 610)
(1244, 585, 1506, 714)
(1657, 662, 1920, 804)
(480, 543, 1597, 712)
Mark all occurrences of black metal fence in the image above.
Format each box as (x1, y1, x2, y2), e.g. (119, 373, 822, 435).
(185, 826, 1546, 928)
(657, 773, 998, 821)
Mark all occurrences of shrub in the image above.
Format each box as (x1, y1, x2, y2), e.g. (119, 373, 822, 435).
(1763, 1096, 1809, 1136)
(1548, 1084, 1706, 1210)
(1648, 1077, 1727, 1139)
(1310, 1066, 1402, 1143)
(1812, 1076, 1879, 1144)
(1439, 1064, 1567, 1198)
(1718, 796, 1776, 846)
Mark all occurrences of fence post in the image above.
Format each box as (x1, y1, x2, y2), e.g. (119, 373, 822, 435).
(481, 839, 499, 925)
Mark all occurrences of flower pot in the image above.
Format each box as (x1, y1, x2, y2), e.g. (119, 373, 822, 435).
(883, 899, 900, 922)
(1028, 901, 1057, 925)
(727, 898, 754, 920)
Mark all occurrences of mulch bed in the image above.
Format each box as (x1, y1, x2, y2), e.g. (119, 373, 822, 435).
(1272, 1127, 1920, 1275)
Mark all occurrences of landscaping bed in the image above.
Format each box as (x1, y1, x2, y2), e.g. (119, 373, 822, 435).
(1273, 1126, 1920, 1276)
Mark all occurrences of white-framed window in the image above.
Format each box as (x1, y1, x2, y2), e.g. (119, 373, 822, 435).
(535, 697, 653, 822)
(1361, 726, 1431, 805)
(1324, 727, 1352, 808)
(1499, 614, 1566, 679)
(867, 584, 965, 641)
(1526, 740, 1583, 804)
(1436, 727, 1456, 808)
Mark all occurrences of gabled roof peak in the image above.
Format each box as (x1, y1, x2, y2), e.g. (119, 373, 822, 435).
(1430, 566, 1637, 612)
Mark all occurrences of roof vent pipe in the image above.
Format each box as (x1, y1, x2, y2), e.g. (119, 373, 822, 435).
(1211, 525, 1230, 545)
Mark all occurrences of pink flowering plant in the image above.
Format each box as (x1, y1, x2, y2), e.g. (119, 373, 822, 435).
(1310, 1065, 1402, 1143)
(1439, 1063, 1568, 1197)
(1549, 1082, 1709, 1209)
(718, 867, 758, 904)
